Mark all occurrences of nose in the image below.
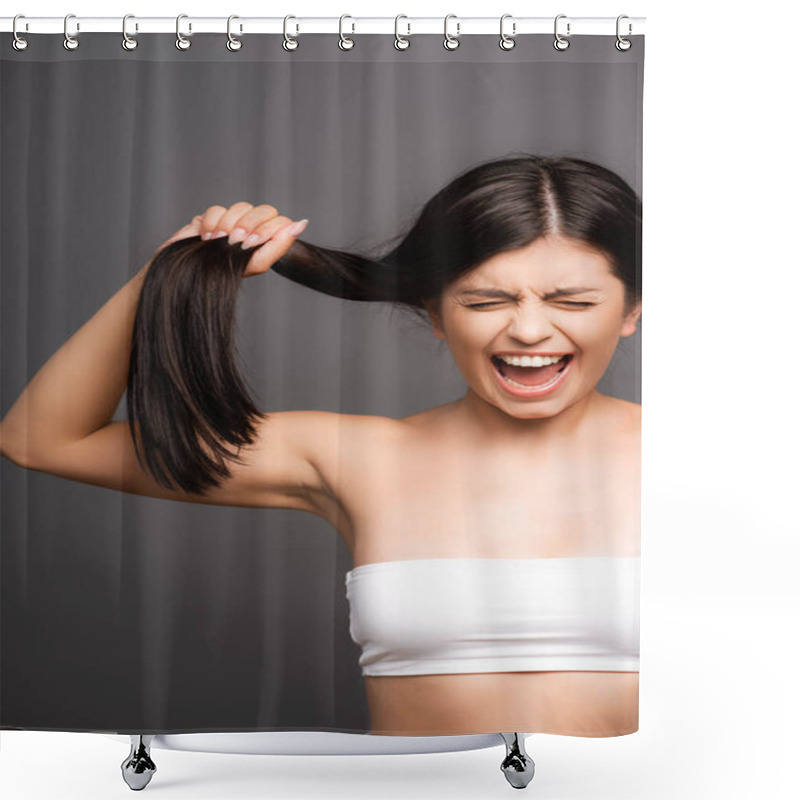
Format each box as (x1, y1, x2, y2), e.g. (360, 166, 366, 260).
(504, 303, 557, 344)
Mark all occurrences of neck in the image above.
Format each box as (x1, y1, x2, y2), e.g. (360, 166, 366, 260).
(455, 386, 604, 446)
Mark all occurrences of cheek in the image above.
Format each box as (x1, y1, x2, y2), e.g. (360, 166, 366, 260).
(569, 312, 624, 349)
(449, 314, 498, 348)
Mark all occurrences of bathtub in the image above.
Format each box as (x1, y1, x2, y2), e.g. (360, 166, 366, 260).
(101, 730, 536, 790)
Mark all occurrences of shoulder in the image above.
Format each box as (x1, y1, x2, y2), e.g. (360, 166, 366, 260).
(285, 410, 406, 537)
(260, 408, 402, 433)
(618, 397, 641, 430)
(398, 400, 460, 430)
(275, 409, 406, 479)
(252, 410, 404, 538)
(606, 401, 640, 475)
(587, 395, 640, 457)
(597, 394, 640, 429)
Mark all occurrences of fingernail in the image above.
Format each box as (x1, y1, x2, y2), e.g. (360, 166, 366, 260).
(241, 233, 264, 250)
(202, 232, 213, 241)
(213, 230, 228, 239)
(285, 219, 309, 237)
(228, 227, 248, 244)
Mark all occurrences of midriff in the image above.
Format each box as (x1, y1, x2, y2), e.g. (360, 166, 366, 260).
(365, 670, 639, 737)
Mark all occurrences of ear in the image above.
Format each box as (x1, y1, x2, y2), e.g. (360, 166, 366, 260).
(619, 301, 642, 338)
(423, 299, 446, 341)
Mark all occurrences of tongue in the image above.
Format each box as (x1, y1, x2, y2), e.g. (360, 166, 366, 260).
(501, 361, 562, 386)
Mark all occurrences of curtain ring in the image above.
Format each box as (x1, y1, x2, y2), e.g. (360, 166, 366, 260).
(394, 14, 410, 50)
(283, 15, 299, 51)
(176, 14, 191, 50)
(553, 14, 570, 51)
(63, 13, 79, 51)
(499, 14, 516, 50)
(616, 15, 632, 51)
(227, 15, 243, 51)
(122, 14, 138, 51)
(443, 14, 460, 51)
(339, 14, 355, 50)
(12, 14, 28, 51)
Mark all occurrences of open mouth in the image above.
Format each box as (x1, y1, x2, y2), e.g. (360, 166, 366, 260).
(490, 354, 573, 389)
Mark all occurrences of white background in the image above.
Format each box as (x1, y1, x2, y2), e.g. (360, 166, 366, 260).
(1, 1, 798, 798)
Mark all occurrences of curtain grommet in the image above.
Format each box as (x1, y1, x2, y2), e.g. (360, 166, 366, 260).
(12, 14, 29, 51)
(443, 14, 460, 51)
(283, 15, 299, 51)
(553, 14, 570, 51)
(615, 15, 632, 51)
(227, 15, 243, 51)
(394, 15, 410, 51)
(339, 14, 355, 50)
(175, 14, 191, 51)
(63, 13, 79, 51)
(121, 14, 138, 51)
(499, 14, 516, 50)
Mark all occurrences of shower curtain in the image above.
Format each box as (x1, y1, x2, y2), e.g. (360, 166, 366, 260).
(0, 23, 644, 749)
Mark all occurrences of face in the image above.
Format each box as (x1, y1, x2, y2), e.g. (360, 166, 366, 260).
(425, 235, 642, 419)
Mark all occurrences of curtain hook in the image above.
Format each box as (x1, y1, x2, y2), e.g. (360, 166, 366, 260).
(283, 15, 299, 51)
(63, 13, 79, 51)
(616, 15, 632, 51)
(443, 14, 460, 51)
(176, 14, 191, 50)
(122, 14, 138, 51)
(12, 14, 29, 51)
(553, 14, 570, 51)
(339, 14, 355, 50)
(499, 14, 516, 50)
(394, 14, 410, 51)
(227, 15, 243, 51)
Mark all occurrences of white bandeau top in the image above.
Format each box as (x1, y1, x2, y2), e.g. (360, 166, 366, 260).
(345, 557, 640, 677)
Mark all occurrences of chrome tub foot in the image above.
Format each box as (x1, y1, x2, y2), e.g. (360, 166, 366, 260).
(499, 732, 535, 789)
(121, 734, 157, 790)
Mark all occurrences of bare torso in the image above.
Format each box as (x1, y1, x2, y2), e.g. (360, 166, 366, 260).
(316, 391, 641, 737)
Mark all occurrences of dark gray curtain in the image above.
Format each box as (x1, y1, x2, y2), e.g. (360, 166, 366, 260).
(1, 32, 643, 733)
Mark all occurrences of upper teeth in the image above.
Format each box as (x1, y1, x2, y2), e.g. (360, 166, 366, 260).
(497, 354, 566, 367)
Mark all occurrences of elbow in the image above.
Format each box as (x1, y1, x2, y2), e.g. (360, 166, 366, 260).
(0, 423, 31, 469)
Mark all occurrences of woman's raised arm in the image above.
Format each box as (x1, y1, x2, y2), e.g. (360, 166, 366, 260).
(4, 410, 338, 515)
(0, 203, 330, 513)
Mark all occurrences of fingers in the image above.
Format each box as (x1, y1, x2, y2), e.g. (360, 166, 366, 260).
(188, 214, 204, 234)
(204, 202, 254, 239)
(243, 219, 306, 277)
(199, 205, 229, 238)
(200, 202, 280, 242)
(242, 214, 293, 247)
(173, 214, 205, 240)
(193, 202, 307, 276)
(226, 204, 280, 244)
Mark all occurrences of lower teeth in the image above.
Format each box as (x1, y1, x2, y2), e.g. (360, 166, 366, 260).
(498, 362, 566, 390)
(504, 374, 555, 389)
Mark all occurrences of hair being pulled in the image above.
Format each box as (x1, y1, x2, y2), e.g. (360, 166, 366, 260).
(128, 153, 641, 495)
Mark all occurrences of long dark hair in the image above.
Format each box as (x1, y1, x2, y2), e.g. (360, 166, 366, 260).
(128, 153, 642, 495)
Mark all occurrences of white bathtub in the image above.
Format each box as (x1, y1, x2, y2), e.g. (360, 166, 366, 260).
(103, 730, 537, 791)
(102, 730, 519, 755)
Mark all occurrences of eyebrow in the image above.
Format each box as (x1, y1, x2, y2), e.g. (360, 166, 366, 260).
(456, 286, 599, 300)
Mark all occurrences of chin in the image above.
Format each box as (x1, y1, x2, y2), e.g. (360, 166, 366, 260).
(483, 391, 563, 420)
(502, 405, 560, 420)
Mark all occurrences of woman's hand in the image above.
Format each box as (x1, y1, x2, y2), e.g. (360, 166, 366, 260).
(156, 202, 309, 278)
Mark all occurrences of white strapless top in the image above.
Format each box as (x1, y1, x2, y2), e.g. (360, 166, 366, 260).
(345, 557, 640, 677)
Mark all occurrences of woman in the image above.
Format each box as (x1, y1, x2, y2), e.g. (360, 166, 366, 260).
(0, 154, 642, 738)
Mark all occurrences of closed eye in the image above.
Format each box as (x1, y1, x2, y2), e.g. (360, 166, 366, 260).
(466, 301, 596, 309)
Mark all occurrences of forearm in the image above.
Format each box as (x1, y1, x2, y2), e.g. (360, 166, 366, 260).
(1, 262, 151, 462)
